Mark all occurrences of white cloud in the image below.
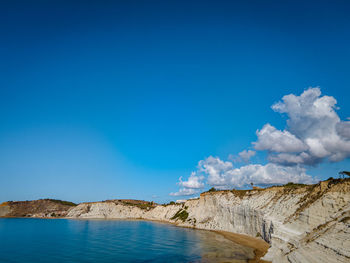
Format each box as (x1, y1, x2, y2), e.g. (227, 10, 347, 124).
(198, 156, 233, 187)
(238, 150, 256, 162)
(169, 172, 205, 197)
(169, 188, 199, 196)
(229, 150, 256, 163)
(254, 87, 350, 165)
(267, 152, 316, 166)
(178, 172, 205, 189)
(171, 156, 316, 195)
(170, 88, 349, 195)
(336, 121, 350, 139)
(197, 156, 315, 188)
(254, 124, 308, 153)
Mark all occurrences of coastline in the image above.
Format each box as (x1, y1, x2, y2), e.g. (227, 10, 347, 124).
(213, 230, 270, 263)
(71, 217, 271, 262)
(2, 179, 349, 262)
(1, 216, 270, 262)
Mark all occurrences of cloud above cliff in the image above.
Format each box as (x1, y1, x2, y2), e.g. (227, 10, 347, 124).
(178, 172, 205, 189)
(170, 88, 349, 196)
(169, 188, 199, 196)
(170, 156, 315, 196)
(203, 157, 315, 188)
(254, 87, 350, 165)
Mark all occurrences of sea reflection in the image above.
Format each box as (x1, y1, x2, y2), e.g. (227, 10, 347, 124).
(0, 218, 255, 263)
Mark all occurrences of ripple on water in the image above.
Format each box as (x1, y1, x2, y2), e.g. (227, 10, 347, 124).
(0, 218, 255, 263)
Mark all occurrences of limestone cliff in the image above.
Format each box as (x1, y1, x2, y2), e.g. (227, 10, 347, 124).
(66, 179, 350, 263)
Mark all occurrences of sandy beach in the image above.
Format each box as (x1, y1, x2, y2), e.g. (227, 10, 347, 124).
(214, 230, 270, 263)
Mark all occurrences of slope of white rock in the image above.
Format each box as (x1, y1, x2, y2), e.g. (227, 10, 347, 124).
(66, 179, 350, 263)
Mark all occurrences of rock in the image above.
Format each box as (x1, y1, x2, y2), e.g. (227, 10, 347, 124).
(0, 199, 77, 218)
(66, 179, 350, 263)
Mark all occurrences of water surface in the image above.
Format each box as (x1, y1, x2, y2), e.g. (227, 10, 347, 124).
(0, 218, 255, 263)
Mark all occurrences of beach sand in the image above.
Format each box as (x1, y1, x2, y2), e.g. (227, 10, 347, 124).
(213, 230, 270, 263)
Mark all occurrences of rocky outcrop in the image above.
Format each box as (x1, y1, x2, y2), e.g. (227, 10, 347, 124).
(66, 179, 350, 263)
(0, 199, 77, 218)
(0, 202, 11, 217)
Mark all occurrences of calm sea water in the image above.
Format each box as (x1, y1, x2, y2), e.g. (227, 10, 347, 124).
(0, 218, 254, 263)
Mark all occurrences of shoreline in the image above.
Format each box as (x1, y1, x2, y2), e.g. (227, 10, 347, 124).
(2, 216, 271, 262)
(71, 217, 271, 262)
(213, 230, 270, 263)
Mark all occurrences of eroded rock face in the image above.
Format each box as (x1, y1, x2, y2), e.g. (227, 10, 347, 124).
(0, 199, 76, 218)
(66, 179, 350, 263)
(0, 203, 11, 216)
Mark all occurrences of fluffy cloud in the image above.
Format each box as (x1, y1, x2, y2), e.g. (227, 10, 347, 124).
(178, 172, 205, 189)
(254, 88, 350, 165)
(169, 172, 205, 196)
(267, 152, 316, 166)
(238, 150, 256, 162)
(254, 124, 308, 153)
(229, 150, 256, 163)
(198, 156, 315, 188)
(171, 156, 316, 196)
(170, 88, 349, 196)
(336, 121, 350, 139)
(169, 188, 199, 196)
(198, 156, 234, 187)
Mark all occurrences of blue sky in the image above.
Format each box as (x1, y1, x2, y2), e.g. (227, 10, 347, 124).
(1, 0, 349, 203)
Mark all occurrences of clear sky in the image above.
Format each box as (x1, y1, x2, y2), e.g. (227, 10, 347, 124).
(1, 0, 350, 203)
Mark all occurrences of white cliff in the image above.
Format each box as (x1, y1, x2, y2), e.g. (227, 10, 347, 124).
(66, 179, 350, 263)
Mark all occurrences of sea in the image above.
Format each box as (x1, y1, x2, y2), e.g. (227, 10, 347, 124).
(0, 218, 255, 263)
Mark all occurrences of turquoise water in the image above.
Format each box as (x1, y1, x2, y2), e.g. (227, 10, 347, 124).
(0, 218, 254, 263)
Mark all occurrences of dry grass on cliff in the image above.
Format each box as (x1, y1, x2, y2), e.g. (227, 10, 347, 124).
(107, 199, 157, 210)
(230, 189, 251, 199)
(201, 188, 262, 199)
(0, 201, 9, 207)
(201, 182, 311, 199)
(3, 199, 76, 217)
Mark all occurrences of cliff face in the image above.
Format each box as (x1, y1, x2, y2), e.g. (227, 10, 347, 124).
(66, 179, 350, 263)
(0, 199, 76, 218)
